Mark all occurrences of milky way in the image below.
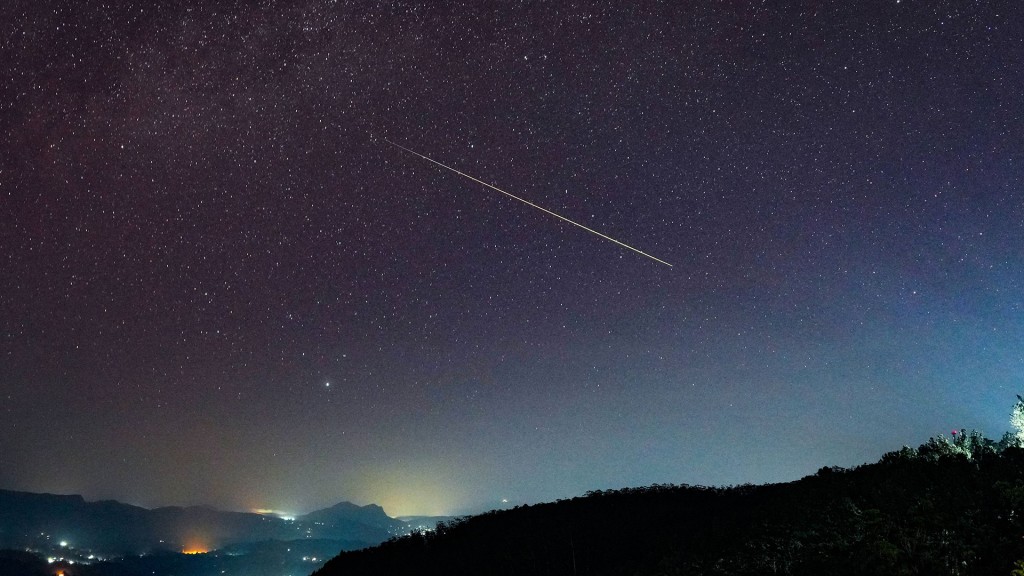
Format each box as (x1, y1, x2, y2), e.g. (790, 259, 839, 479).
(1, 1, 1022, 516)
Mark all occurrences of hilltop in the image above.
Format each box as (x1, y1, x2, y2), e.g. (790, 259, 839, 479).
(315, 432, 1024, 576)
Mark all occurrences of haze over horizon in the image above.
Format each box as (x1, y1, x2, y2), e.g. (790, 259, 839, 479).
(3, 1, 1022, 518)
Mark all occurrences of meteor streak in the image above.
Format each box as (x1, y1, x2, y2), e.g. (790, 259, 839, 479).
(379, 137, 673, 267)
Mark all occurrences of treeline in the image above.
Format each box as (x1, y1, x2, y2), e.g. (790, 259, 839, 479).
(314, 434, 1024, 575)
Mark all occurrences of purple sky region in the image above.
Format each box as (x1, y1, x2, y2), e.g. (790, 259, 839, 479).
(2, 1, 1022, 516)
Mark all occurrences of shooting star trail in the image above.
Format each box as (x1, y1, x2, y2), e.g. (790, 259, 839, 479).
(379, 137, 673, 267)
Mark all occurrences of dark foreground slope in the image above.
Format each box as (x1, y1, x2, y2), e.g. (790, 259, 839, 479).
(315, 440, 1024, 576)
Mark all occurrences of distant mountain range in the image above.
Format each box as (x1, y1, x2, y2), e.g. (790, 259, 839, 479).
(0, 489, 440, 575)
(0, 489, 408, 555)
(10, 432, 1024, 576)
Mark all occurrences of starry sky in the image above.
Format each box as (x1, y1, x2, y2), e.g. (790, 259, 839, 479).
(2, 1, 1023, 517)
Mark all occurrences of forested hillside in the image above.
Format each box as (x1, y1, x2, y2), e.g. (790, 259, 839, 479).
(315, 432, 1024, 576)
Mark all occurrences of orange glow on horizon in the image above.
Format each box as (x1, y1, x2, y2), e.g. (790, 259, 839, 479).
(182, 547, 208, 555)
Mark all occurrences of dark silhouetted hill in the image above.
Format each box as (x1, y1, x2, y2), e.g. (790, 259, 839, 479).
(314, 437, 1024, 576)
(300, 501, 408, 541)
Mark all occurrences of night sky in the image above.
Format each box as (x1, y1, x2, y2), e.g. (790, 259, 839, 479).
(2, 1, 1022, 517)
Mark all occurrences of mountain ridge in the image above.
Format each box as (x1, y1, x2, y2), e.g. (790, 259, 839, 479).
(0, 488, 404, 555)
